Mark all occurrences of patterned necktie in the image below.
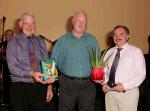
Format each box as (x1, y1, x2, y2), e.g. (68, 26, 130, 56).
(28, 37, 38, 72)
(108, 48, 122, 88)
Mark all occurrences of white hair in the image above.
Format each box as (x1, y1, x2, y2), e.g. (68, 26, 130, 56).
(20, 12, 35, 21)
(72, 10, 87, 23)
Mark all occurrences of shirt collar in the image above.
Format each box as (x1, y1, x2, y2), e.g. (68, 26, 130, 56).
(115, 42, 128, 50)
(71, 32, 86, 39)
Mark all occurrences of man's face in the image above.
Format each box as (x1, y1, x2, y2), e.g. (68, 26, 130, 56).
(19, 15, 35, 36)
(113, 27, 129, 47)
(73, 13, 87, 35)
(5, 31, 14, 41)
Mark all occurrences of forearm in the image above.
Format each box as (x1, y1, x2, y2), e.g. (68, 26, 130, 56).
(123, 74, 146, 90)
(8, 63, 31, 78)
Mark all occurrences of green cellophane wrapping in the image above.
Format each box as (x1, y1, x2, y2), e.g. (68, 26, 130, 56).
(41, 59, 58, 80)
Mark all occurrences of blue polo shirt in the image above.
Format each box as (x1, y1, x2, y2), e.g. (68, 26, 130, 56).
(50, 32, 100, 77)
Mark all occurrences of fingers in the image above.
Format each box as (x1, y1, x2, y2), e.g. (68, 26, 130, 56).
(102, 84, 110, 93)
(47, 77, 55, 83)
(31, 71, 56, 84)
(42, 77, 55, 84)
(31, 71, 43, 82)
(46, 94, 53, 102)
(46, 86, 54, 102)
(112, 83, 125, 92)
(102, 82, 125, 93)
(38, 78, 55, 84)
(94, 80, 105, 85)
(38, 79, 47, 84)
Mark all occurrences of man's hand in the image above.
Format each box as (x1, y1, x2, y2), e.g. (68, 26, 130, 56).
(30, 71, 55, 84)
(112, 82, 125, 92)
(102, 84, 110, 93)
(46, 85, 54, 103)
(43, 77, 55, 84)
(94, 79, 105, 85)
(93, 76, 105, 85)
(30, 71, 43, 82)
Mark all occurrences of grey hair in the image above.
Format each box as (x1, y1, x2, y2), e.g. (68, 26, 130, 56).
(72, 10, 87, 23)
(20, 12, 35, 21)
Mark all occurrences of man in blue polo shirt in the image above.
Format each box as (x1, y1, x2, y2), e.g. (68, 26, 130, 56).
(50, 10, 100, 111)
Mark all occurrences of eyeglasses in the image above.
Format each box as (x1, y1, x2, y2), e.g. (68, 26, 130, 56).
(113, 33, 127, 37)
(22, 22, 35, 28)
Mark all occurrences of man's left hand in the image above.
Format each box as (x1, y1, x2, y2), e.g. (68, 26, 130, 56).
(94, 80, 105, 85)
(112, 82, 125, 92)
(46, 85, 53, 103)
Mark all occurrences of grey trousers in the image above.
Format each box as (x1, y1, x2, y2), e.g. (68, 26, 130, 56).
(59, 75, 96, 111)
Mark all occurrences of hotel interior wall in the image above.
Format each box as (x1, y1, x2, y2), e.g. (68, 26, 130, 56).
(0, 0, 149, 54)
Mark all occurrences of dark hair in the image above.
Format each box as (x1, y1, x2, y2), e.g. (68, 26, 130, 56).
(113, 25, 129, 35)
(5, 29, 14, 34)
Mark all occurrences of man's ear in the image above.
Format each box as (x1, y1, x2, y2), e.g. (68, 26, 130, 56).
(19, 20, 22, 28)
(127, 35, 130, 41)
(72, 19, 74, 26)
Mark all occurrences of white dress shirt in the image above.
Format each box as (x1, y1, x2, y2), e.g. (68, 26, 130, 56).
(104, 43, 146, 90)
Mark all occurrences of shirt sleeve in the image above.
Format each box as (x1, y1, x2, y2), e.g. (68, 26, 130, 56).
(6, 39, 31, 78)
(123, 49, 146, 90)
(92, 36, 101, 53)
(50, 39, 62, 68)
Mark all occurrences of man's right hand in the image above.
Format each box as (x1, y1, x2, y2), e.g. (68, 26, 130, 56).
(30, 71, 55, 84)
(102, 84, 110, 93)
